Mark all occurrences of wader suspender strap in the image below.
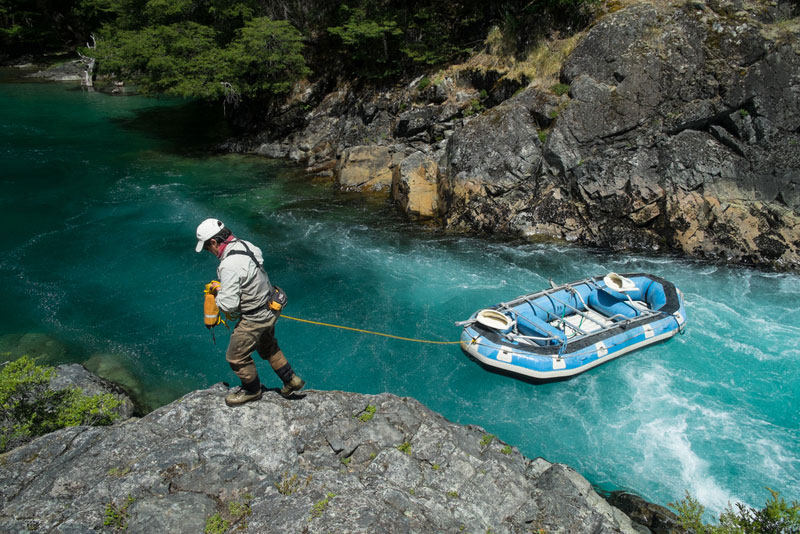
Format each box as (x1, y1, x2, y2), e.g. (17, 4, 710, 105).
(225, 240, 272, 314)
(226, 240, 265, 272)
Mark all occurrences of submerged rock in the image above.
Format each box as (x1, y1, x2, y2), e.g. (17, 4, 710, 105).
(0, 385, 640, 534)
(83, 352, 145, 404)
(0, 332, 68, 364)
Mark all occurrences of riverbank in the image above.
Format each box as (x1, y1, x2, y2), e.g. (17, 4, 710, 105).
(224, 0, 800, 272)
(9, 0, 800, 272)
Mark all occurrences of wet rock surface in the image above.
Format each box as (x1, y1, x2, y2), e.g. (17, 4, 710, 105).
(0, 385, 642, 534)
(27, 58, 85, 81)
(605, 491, 683, 534)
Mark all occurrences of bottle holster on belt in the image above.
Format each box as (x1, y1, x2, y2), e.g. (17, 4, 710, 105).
(267, 285, 288, 315)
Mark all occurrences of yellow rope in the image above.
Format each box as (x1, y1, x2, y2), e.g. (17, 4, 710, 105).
(281, 314, 463, 345)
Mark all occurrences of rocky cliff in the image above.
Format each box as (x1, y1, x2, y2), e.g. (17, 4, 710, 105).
(0, 384, 653, 534)
(237, 0, 800, 271)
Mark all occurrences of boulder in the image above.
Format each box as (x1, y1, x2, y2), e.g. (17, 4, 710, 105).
(440, 87, 562, 235)
(438, 1, 800, 269)
(0, 386, 641, 534)
(230, 0, 800, 271)
(27, 59, 85, 81)
(336, 145, 394, 192)
(0, 362, 135, 452)
(392, 152, 440, 218)
(606, 491, 682, 534)
(51, 363, 136, 421)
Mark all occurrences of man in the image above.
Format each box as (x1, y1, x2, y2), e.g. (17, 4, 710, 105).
(195, 218, 304, 406)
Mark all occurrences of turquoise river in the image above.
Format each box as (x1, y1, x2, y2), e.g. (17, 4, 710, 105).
(1, 75, 798, 518)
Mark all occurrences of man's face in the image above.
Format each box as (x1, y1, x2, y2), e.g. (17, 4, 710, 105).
(204, 240, 220, 256)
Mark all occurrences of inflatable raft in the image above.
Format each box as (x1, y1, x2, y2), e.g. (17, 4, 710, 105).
(459, 273, 686, 380)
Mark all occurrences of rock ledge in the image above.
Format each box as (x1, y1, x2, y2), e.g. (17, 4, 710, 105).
(1, 385, 642, 534)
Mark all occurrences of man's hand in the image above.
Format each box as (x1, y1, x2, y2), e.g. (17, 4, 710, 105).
(205, 280, 221, 295)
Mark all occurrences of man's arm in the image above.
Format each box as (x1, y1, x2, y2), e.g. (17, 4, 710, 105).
(216, 262, 242, 315)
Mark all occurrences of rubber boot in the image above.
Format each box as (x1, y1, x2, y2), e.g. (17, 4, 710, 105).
(225, 380, 263, 406)
(280, 374, 305, 397)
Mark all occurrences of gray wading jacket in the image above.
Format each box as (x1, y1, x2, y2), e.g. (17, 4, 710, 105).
(216, 239, 273, 322)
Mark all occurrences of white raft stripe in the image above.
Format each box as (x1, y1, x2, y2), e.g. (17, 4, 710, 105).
(464, 329, 678, 380)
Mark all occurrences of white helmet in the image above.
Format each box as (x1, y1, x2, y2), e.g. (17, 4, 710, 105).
(195, 218, 225, 252)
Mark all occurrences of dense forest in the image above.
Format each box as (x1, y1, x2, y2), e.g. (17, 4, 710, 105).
(1, 0, 596, 103)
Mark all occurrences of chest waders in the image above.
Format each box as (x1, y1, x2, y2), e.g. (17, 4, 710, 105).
(226, 240, 288, 317)
(223, 240, 303, 400)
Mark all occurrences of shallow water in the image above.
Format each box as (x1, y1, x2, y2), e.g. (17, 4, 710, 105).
(1, 78, 798, 517)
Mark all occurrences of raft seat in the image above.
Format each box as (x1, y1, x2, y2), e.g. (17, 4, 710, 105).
(588, 290, 643, 321)
(515, 314, 568, 346)
(552, 310, 612, 338)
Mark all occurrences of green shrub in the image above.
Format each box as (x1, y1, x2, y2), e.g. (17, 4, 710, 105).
(670, 489, 800, 533)
(309, 492, 336, 520)
(463, 98, 485, 117)
(0, 356, 122, 452)
(357, 404, 377, 422)
(204, 513, 229, 534)
(550, 83, 570, 96)
(104, 495, 134, 530)
(417, 77, 432, 91)
(227, 499, 251, 517)
(275, 472, 310, 495)
(94, 17, 309, 102)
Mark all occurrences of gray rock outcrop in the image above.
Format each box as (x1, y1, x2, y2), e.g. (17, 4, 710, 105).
(235, 0, 799, 271)
(0, 362, 135, 453)
(0, 385, 640, 534)
(51, 363, 136, 421)
(27, 59, 86, 82)
(440, 0, 800, 269)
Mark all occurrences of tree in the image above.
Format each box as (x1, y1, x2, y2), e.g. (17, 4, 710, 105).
(671, 490, 800, 534)
(91, 2, 310, 104)
(224, 17, 310, 98)
(0, 0, 117, 56)
(94, 22, 225, 98)
(327, 3, 404, 78)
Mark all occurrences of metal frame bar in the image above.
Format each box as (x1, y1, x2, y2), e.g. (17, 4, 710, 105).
(499, 277, 661, 336)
